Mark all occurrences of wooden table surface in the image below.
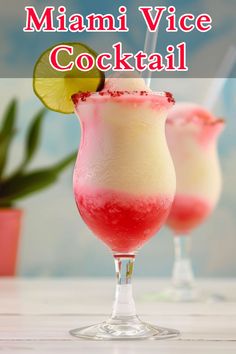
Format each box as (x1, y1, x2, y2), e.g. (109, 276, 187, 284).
(0, 278, 235, 353)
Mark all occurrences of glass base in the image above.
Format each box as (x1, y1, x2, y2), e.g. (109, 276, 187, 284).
(70, 315, 180, 341)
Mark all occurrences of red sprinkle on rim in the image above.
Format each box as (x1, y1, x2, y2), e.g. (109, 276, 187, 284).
(71, 92, 91, 105)
(71, 90, 175, 104)
(167, 103, 225, 126)
(165, 92, 175, 104)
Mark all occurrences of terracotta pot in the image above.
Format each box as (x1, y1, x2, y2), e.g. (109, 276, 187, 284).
(0, 209, 22, 276)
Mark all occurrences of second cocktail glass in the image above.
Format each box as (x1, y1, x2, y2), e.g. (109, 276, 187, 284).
(165, 103, 225, 301)
(70, 79, 179, 340)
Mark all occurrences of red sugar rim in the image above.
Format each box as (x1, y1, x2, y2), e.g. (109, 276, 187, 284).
(71, 90, 175, 105)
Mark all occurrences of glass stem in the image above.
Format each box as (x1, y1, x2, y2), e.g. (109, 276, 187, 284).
(112, 254, 136, 319)
(172, 235, 194, 289)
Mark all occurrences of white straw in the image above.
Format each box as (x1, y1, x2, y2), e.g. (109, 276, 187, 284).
(204, 46, 236, 110)
(142, 11, 159, 88)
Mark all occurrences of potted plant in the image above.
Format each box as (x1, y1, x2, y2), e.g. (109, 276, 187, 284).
(0, 99, 77, 276)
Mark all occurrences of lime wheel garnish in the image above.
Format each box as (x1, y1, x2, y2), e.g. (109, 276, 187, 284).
(33, 43, 104, 114)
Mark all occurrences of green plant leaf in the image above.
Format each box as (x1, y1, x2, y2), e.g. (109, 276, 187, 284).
(22, 108, 47, 169)
(0, 170, 58, 205)
(0, 99, 17, 178)
(12, 108, 46, 177)
(51, 151, 77, 174)
(0, 151, 77, 205)
(0, 99, 17, 136)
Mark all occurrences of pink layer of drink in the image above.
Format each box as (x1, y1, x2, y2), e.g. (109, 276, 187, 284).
(167, 195, 211, 235)
(74, 186, 173, 253)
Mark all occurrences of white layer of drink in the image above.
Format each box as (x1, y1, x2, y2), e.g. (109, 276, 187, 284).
(73, 77, 176, 196)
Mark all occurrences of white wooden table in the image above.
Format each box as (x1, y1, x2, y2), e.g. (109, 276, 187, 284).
(0, 278, 235, 353)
